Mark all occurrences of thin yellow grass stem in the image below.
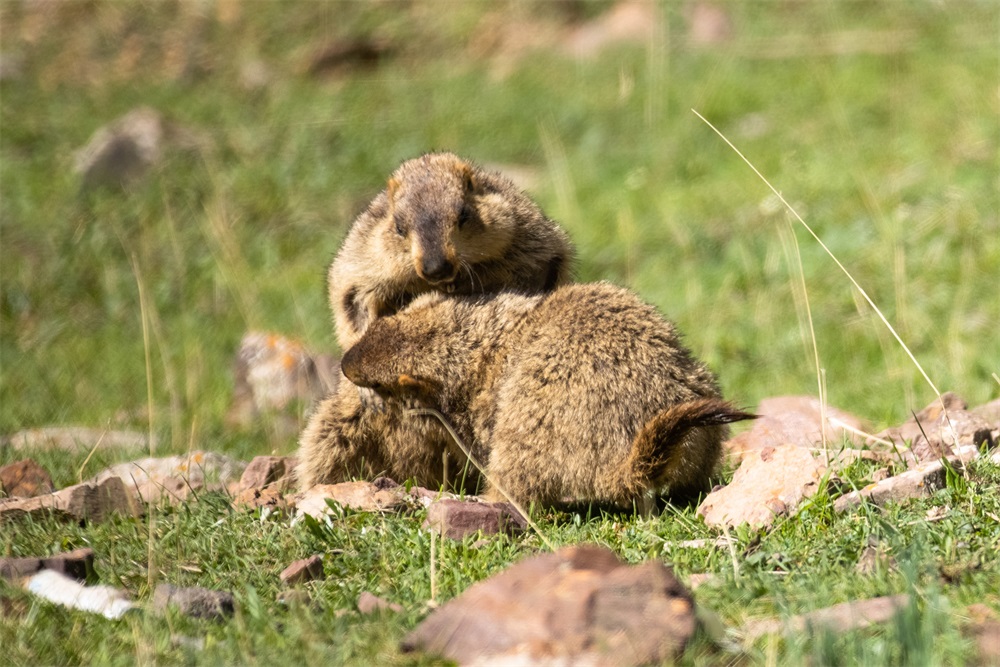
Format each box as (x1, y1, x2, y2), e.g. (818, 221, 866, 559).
(692, 109, 941, 400)
(77, 429, 107, 484)
(405, 408, 555, 552)
(129, 253, 157, 593)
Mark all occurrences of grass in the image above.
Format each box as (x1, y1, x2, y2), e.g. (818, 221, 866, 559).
(1, 0, 998, 664)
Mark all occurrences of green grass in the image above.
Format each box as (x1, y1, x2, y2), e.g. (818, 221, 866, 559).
(2, 0, 998, 664)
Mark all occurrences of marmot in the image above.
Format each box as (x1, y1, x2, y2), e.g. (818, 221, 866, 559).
(298, 153, 574, 490)
(339, 282, 755, 507)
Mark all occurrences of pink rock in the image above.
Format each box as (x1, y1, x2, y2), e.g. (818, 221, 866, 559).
(698, 445, 826, 528)
(833, 458, 956, 512)
(402, 544, 695, 666)
(357, 591, 403, 615)
(279, 555, 324, 586)
(423, 498, 527, 540)
(236, 455, 296, 492)
(292, 481, 408, 518)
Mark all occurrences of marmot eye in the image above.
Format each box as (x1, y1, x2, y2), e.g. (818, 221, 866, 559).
(458, 204, 473, 229)
(393, 215, 406, 237)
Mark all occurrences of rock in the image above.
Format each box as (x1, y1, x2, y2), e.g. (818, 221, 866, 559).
(225, 332, 337, 438)
(833, 458, 956, 512)
(0, 458, 54, 498)
(855, 539, 895, 576)
(874, 392, 996, 463)
(89, 451, 246, 505)
(687, 2, 732, 46)
(698, 445, 826, 528)
(726, 395, 868, 462)
(152, 584, 234, 621)
(279, 555, 324, 586)
(970, 398, 1000, 430)
(357, 591, 403, 615)
(292, 481, 409, 519)
(0, 476, 134, 524)
(73, 106, 206, 190)
(235, 455, 297, 493)
(231, 486, 287, 513)
(402, 544, 696, 666)
(740, 594, 910, 641)
(306, 38, 392, 78)
(408, 486, 460, 508)
(562, 0, 658, 60)
(423, 498, 528, 540)
(0, 547, 94, 582)
(24, 570, 135, 620)
(1, 427, 154, 453)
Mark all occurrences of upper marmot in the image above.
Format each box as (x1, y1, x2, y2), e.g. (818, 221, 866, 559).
(328, 152, 573, 350)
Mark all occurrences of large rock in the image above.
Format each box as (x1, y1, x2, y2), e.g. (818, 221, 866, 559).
(402, 544, 696, 666)
(726, 395, 868, 462)
(279, 555, 324, 587)
(0, 477, 134, 524)
(423, 498, 527, 540)
(0, 458, 53, 498)
(234, 455, 297, 493)
(225, 332, 338, 438)
(875, 393, 995, 463)
(698, 445, 826, 528)
(89, 451, 246, 505)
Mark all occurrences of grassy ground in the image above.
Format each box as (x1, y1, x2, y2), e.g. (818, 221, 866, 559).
(1, 1, 998, 665)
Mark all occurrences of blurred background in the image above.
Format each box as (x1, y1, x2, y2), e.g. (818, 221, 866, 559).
(1, 0, 997, 461)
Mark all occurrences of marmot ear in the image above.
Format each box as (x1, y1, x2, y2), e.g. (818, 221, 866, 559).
(456, 162, 476, 193)
(387, 177, 400, 202)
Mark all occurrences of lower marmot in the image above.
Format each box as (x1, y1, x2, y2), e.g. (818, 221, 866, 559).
(339, 282, 755, 507)
(298, 153, 574, 490)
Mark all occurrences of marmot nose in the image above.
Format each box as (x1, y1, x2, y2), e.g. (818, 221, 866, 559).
(420, 257, 456, 284)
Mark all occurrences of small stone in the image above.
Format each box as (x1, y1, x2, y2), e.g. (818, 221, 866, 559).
(833, 458, 956, 512)
(280, 555, 324, 586)
(236, 455, 296, 493)
(698, 445, 826, 528)
(357, 591, 403, 615)
(0, 458, 54, 498)
(402, 544, 695, 665)
(231, 486, 287, 512)
(152, 584, 234, 621)
(423, 498, 527, 540)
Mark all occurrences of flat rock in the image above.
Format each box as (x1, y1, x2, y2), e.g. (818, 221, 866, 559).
(726, 395, 868, 461)
(357, 591, 403, 615)
(280, 555, 324, 586)
(293, 481, 409, 518)
(874, 392, 995, 463)
(231, 486, 287, 513)
(234, 455, 297, 493)
(89, 451, 246, 505)
(0, 458, 54, 498)
(0, 547, 94, 582)
(698, 445, 826, 528)
(1, 427, 154, 453)
(740, 594, 910, 641)
(833, 458, 956, 512)
(152, 584, 234, 621)
(24, 570, 135, 620)
(225, 331, 337, 438)
(0, 477, 135, 524)
(423, 498, 527, 540)
(402, 544, 695, 666)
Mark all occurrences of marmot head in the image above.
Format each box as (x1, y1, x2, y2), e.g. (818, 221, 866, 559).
(373, 153, 517, 288)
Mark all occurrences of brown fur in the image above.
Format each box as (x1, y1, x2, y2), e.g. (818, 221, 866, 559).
(297, 153, 574, 490)
(340, 283, 755, 506)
